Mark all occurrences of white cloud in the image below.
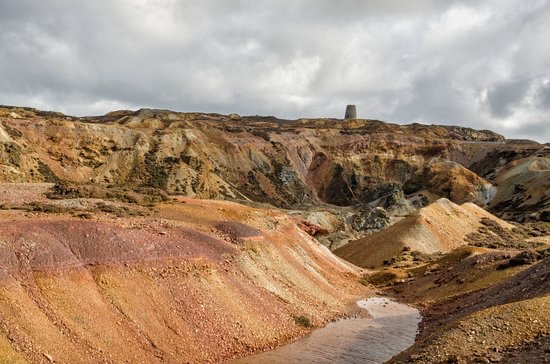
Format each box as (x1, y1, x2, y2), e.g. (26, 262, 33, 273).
(0, 0, 548, 142)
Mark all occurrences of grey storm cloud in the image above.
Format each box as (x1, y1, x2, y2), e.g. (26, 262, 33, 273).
(0, 0, 549, 142)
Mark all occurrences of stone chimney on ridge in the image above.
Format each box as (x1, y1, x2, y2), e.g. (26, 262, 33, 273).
(344, 105, 357, 120)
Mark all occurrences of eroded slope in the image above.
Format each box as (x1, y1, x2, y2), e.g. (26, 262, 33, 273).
(0, 184, 365, 363)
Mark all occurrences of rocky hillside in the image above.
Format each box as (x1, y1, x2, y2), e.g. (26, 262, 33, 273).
(388, 250, 550, 363)
(1, 105, 547, 222)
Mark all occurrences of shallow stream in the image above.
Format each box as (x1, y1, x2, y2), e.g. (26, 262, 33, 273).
(233, 297, 421, 364)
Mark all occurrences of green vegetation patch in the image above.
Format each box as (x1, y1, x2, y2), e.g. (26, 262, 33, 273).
(37, 160, 60, 182)
(48, 182, 169, 205)
(293, 315, 312, 328)
(360, 271, 399, 286)
(1, 121, 23, 139)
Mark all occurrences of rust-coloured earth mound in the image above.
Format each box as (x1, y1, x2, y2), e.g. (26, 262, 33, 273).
(389, 254, 550, 363)
(0, 184, 366, 363)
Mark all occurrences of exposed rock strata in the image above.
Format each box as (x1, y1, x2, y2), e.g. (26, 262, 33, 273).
(2, 106, 544, 216)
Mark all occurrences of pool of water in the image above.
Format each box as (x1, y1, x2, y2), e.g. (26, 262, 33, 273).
(232, 297, 421, 364)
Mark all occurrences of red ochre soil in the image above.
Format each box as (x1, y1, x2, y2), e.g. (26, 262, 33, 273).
(0, 186, 367, 363)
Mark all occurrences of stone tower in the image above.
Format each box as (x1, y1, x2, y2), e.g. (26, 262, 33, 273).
(344, 105, 357, 120)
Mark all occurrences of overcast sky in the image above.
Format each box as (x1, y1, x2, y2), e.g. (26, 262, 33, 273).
(1, 0, 549, 142)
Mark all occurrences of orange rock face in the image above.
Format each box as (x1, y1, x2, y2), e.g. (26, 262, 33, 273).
(0, 106, 548, 361)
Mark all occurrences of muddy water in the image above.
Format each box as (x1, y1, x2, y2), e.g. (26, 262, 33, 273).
(233, 297, 421, 364)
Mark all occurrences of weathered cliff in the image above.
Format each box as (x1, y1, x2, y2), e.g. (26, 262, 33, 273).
(0, 105, 547, 221)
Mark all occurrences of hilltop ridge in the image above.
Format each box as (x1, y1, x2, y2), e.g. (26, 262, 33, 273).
(1, 105, 547, 225)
